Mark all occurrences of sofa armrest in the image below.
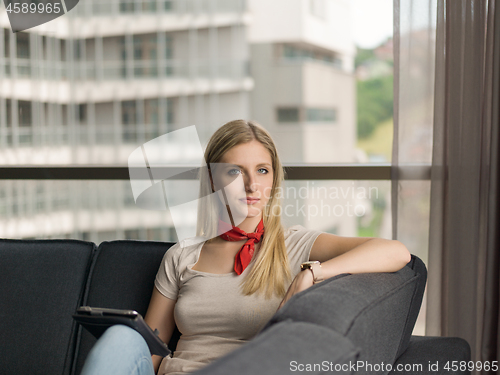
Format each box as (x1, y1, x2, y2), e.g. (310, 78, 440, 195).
(389, 335, 471, 375)
(192, 319, 360, 375)
(260, 263, 421, 375)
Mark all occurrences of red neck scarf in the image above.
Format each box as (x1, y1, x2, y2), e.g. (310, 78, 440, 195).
(218, 218, 265, 275)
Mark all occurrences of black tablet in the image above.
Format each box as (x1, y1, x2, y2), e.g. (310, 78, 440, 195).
(73, 306, 171, 357)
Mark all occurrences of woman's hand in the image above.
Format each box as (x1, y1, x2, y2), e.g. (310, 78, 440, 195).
(276, 269, 314, 311)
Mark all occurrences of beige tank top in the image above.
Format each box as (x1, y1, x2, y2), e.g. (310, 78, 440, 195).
(154, 224, 323, 375)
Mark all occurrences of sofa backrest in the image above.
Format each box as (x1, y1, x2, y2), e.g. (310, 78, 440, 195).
(261, 254, 427, 375)
(72, 240, 178, 375)
(0, 239, 95, 375)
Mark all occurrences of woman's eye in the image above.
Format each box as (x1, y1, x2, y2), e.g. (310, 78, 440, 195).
(258, 168, 269, 174)
(228, 168, 241, 175)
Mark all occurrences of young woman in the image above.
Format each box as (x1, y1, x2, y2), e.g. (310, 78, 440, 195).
(81, 119, 411, 375)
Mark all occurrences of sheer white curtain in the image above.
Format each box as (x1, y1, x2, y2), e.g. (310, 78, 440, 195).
(392, 0, 437, 336)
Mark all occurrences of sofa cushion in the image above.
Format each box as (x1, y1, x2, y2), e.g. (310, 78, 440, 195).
(72, 240, 176, 375)
(193, 319, 360, 375)
(0, 239, 95, 375)
(261, 258, 423, 375)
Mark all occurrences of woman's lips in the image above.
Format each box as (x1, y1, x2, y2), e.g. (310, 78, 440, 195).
(240, 198, 260, 204)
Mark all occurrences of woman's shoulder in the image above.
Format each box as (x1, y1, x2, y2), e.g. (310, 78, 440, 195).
(283, 224, 324, 249)
(163, 237, 205, 263)
(285, 224, 307, 233)
(284, 224, 317, 239)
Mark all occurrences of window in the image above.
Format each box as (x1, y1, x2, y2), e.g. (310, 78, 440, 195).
(18, 101, 32, 127)
(165, 35, 173, 59)
(16, 32, 29, 59)
(78, 104, 87, 124)
(41, 36, 46, 60)
(122, 100, 137, 125)
(277, 107, 300, 123)
(124, 229, 140, 239)
(142, 0, 156, 12)
(306, 108, 337, 122)
(280, 43, 340, 68)
(61, 104, 68, 126)
(60, 40, 66, 61)
(133, 34, 157, 61)
(6, 99, 11, 127)
(144, 98, 174, 125)
(74, 39, 83, 60)
(134, 45, 142, 60)
(4, 28, 9, 58)
(165, 98, 174, 124)
(283, 44, 298, 59)
(132, 34, 158, 77)
(120, 36, 127, 60)
(35, 183, 45, 212)
(276, 107, 337, 123)
(164, 1, 173, 12)
(165, 35, 174, 76)
(144, 99, 158, 125)
(119, 0, 134, 13)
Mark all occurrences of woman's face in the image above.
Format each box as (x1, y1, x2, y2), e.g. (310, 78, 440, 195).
(212, 140, 274, 221)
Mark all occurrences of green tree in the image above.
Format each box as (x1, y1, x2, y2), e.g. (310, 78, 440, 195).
(357, 74, 393, 139)
(354, 47, 376, 68)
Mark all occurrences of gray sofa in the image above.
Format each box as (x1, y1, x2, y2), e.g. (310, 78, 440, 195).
(0, 238, 471, 375)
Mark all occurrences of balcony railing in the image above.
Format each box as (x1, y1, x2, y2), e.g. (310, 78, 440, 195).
(0, 165, 431, 181)
(69, 0, 247, 17)
(0, 59, 249, 81)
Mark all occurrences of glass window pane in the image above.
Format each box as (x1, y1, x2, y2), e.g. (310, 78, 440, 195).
(18, 101, 32, 127)
(0, 1, 395, 163)
(277, 107, 300, 123)
(4, 28, 9, 58)
(306, 108, 337, 122)
(0, 0, 428, 336)
(16, 32, 29, 59)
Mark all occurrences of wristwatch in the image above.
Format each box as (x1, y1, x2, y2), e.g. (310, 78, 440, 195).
(300, 261, 324, 284)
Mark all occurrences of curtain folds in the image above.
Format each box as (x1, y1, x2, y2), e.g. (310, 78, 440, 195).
(393, 0, 500, 371)
(392, 0, 437, 335)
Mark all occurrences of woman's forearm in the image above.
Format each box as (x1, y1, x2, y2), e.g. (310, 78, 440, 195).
(319, 238, 411, 279)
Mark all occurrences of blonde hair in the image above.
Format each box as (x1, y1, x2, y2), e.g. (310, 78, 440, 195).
(196, 119, 292, 299)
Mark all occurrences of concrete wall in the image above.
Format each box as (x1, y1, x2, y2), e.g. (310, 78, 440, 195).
(250, 42, 356, 164)
(302, 61, 356, 162)
(248, 0, 356, 70)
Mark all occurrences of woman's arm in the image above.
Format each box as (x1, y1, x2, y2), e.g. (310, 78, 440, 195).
(309, 234, 411, 277)
(144, 287, 176, 374)
(277, 234, 411, 310)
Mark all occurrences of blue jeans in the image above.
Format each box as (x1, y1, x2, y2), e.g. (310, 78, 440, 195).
(80, 325, 155, 375)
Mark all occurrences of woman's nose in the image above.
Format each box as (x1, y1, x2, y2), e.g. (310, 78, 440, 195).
(244, 174, 258, 192)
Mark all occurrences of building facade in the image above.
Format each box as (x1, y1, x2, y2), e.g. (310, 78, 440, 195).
(0, 0, 357, 240)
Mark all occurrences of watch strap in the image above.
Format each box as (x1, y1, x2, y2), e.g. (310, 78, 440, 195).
(309, 262, 324, 284)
